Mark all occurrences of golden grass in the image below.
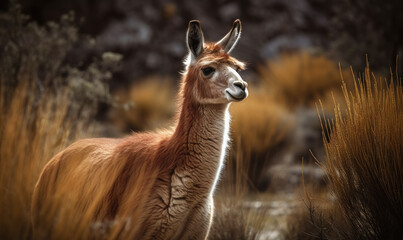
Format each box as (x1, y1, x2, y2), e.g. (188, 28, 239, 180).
(0, 80, 88, 239)
(283, 62, 402, 240)
(316, 64, 403, 239)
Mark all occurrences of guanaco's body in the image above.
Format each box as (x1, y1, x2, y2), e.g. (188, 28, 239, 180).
(32, 19, 248, 240)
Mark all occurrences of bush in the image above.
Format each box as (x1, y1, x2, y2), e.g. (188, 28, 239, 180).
(284, 62, 402, 240)
(259, 51, 354, 110)
(0, 4, 120, 114)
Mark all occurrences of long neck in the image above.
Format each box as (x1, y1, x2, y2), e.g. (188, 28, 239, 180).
(171, 97, 230, 194)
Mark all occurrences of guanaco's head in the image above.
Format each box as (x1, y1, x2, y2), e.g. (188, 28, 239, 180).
(184, 19, 248, 105)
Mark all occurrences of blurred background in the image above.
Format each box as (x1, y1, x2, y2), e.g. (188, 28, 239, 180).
(0, 0, 402, 239)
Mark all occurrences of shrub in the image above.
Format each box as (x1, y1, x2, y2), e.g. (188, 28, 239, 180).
(284, 62, 402, 240)
(0, 4, 120, 114)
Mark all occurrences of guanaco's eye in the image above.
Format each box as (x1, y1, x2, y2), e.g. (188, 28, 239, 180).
(202, 67, 215, 76)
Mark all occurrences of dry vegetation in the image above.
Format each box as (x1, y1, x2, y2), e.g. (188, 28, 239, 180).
(0, 82, 83, 239)
(0, 4, 119, 239)
(319, 64, 403, 239)
(285, 64, 403, 239)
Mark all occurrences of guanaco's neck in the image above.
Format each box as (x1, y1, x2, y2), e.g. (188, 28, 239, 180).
(171, 96, 230, 194)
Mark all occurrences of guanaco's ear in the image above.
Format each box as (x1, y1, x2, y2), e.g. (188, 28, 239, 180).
(187, 20, 204, 60)
(217, 19, 241, 54)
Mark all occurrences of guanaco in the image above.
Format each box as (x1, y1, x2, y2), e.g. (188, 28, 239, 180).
(32, 19, 248, 240)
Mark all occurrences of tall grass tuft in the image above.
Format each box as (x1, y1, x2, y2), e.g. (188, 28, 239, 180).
(318, 63, 403, 239)
(0, 81, 88, 239)
(0, 4, 119, 239)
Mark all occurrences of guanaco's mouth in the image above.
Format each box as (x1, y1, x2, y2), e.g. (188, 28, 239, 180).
(225, 89, 248, 101)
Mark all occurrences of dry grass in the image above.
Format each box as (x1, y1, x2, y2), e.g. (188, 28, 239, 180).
(318, 63, 403, 239)
(0, 81, 88, 239)
(284, 62, 402, 240)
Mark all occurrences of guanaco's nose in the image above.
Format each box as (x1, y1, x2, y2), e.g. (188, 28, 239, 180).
(233, 81, 248, 91)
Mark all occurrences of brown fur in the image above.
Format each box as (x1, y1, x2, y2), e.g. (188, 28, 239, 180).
(32, 21, 247, 240)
